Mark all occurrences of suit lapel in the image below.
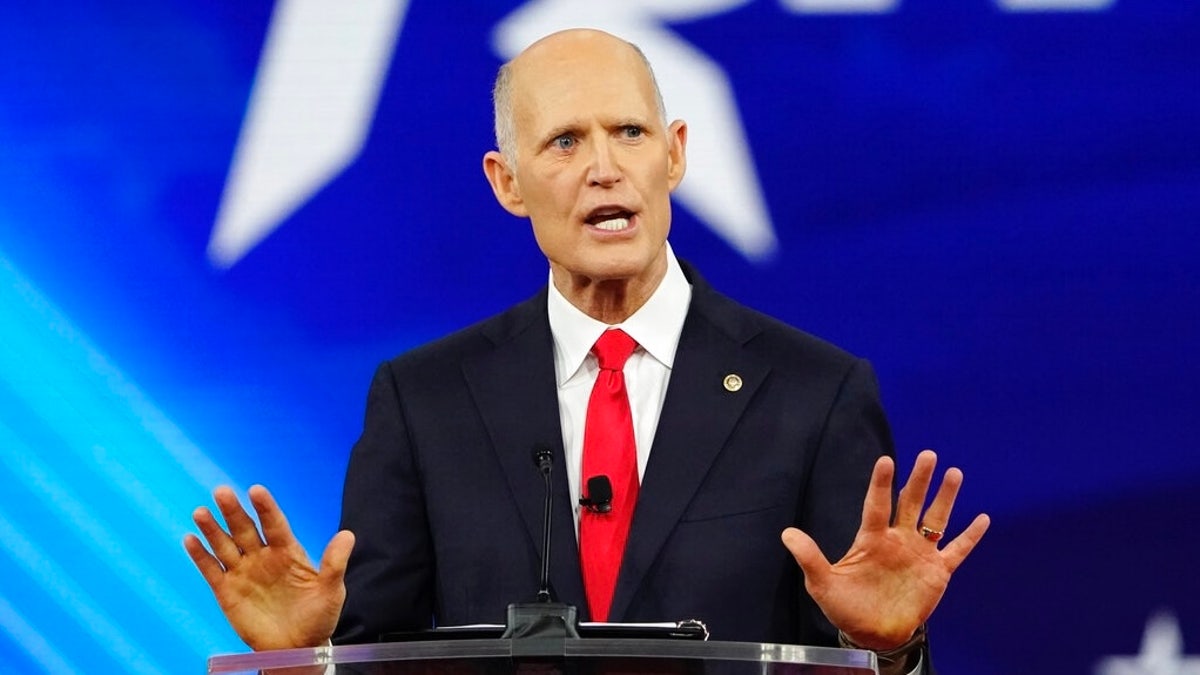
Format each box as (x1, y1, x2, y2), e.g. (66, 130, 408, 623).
(460, 291, 586, 609)
(459, 266, 768, 620)
(608, 272, 770, 621)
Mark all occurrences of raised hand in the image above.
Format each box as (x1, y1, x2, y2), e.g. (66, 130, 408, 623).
(782, 450, 990, 650)
(183, 485, 355, 651)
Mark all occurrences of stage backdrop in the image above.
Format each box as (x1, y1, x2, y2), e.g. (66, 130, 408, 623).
(1, 1, 1197, 672)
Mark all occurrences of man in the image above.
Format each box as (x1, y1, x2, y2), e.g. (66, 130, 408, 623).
(185, 29, 989, 674)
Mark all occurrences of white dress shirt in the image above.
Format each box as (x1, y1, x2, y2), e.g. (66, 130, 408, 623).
(547, 244, 692, 534)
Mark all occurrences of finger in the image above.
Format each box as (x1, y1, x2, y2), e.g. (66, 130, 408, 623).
(860, 456, 895, 533)
(213, 486, 266, 553)
(918, 467, 964, 533)
(319, 530, 356, 585)
(941, 513, 991, 572)
(894, 450, 937, 529)
(781, 527, 832, 591)
(183, 533, 227, 589)
(247, 485, 297, 548)
(193, 505, 243, 568)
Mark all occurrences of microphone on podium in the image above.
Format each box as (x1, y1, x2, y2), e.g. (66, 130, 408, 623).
(532, 444, 555, 603)
(500, 444, 581, 641)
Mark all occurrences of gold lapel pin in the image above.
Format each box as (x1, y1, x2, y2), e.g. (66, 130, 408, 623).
(723, 374, 743, 392)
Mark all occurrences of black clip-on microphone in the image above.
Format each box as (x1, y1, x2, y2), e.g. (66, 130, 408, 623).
(578, 475, 613, 514)
(501, 444, 581, 644)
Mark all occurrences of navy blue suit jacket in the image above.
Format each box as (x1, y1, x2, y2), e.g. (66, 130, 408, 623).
(333, 263, 894, 647)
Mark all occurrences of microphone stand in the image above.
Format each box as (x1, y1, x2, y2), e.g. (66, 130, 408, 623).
(501, 444, 581, 648)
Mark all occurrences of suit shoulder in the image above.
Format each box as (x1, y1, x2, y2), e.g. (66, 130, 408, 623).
(755, 307, 859, 369)
(679, 258, 862, 372)
(381, 291, 546, 376)
(695, 284, 863, 372)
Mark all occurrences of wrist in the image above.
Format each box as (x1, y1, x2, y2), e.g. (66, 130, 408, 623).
(837, 623, 926, 670)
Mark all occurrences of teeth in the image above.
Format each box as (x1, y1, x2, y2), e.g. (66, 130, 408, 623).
(594, 217, 630, 231)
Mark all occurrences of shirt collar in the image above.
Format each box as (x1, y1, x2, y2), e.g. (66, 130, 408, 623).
(547, 243, 693, 386)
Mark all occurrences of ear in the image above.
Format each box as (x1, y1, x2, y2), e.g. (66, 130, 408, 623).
(482, 150, 528, 217)
(666, 120, 688, 192)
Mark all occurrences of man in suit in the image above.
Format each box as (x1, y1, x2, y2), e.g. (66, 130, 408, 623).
(185, 28, 989, 675)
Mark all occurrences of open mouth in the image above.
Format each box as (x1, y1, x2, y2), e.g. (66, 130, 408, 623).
(585, 208, 636, 232)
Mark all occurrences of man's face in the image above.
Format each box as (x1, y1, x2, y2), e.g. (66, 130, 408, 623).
(484, 32, 687, 293)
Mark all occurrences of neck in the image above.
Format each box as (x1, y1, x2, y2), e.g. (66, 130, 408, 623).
(551, 254, 668, 325)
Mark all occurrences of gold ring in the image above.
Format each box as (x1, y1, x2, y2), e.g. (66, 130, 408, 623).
(919, 525, 944, 543)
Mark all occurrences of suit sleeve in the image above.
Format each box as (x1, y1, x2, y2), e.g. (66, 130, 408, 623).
(793, 357, 896, 647)
(333, 361, 436, 643)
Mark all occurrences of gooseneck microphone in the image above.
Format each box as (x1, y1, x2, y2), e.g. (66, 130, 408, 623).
(532, 444, 554, 603)
(579, 475, 613, 513)
(501, 443, 581, 641)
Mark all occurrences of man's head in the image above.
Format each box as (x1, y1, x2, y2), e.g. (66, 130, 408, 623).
(482, 29, 688, 316)
(491, 39, 669, 167)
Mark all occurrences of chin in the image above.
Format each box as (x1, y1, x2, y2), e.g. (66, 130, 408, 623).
(589, 255, 660, 283)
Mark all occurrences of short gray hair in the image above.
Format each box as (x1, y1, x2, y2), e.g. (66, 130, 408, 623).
(491, 42, 668, 166)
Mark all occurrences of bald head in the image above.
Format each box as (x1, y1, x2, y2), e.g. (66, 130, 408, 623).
(479, 28, 689, 322)
(492, 29, 667, 165)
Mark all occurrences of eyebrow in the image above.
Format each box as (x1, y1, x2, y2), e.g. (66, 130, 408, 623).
(539, 123, 583, 146)
(613, 117, 650, 128)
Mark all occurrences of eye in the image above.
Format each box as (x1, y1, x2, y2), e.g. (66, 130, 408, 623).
(621, 125, 644, 139)
(552, 134, 576, 150)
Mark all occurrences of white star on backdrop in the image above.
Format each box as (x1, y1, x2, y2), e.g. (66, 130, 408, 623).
(208, 0, 1118, 268)
(1095, 612, 1200, 675)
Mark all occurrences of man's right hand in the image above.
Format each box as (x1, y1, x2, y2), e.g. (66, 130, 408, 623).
(184, 485, 355, 651)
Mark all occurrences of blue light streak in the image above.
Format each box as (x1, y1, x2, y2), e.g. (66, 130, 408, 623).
(0, 249, 245, 667)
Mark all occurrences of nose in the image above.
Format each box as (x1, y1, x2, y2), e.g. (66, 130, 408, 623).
(586, 139, 622, 187)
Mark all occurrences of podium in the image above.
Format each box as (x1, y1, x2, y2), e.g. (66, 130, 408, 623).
(207, 638, 879, 674)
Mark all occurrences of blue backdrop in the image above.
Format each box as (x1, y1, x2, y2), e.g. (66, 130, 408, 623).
(1, 1, 1197, 672)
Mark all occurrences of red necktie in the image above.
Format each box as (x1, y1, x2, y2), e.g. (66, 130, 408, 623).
(579, 328, 639, 623)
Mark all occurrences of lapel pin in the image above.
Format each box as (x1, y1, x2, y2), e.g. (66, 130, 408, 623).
(723, 373, 743, 392)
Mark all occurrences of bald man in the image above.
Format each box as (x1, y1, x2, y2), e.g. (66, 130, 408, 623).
(187, 29, 988, 675)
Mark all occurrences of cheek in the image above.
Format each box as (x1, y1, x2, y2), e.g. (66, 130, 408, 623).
(522, 172, 576, 214)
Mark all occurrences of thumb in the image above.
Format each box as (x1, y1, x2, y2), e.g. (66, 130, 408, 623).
(318, 530, 356, 585)
(781, 527, 831, 588)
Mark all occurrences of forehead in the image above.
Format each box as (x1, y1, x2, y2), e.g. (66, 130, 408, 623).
(509, 44, 659, 134)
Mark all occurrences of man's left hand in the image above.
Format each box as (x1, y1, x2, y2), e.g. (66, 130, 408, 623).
(781, 449, 990, 650)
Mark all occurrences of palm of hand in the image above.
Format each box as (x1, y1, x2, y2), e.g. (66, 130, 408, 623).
(184, 486, 355, 651)
(212, 539, 345, 650)
(783, 451, 990, 650)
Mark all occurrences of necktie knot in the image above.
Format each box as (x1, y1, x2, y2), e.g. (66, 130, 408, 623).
(592, 329, 637, 372)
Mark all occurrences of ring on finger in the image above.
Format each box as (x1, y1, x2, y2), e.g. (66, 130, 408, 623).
(919, 525, 944, 542)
